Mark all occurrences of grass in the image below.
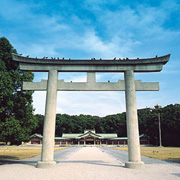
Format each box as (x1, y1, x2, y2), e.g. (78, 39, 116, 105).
(0, 146, 67, 160)
(114, 147, 180, 163)
(1, 146, 180, 163)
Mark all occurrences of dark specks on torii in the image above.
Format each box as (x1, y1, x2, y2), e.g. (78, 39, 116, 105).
(16, 53, 162, 61)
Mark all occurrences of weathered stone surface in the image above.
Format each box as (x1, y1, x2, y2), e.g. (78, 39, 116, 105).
(36, 161, 56, 168)
(12, 53, 170, 72)
(125, 161, 145, 169)
(37, 70, 58, 168)
(23, 77, 159, 91)
(125, 70, 143, 167)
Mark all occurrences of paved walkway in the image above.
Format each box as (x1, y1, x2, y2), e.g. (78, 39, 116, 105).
(0, 147, 180, 180)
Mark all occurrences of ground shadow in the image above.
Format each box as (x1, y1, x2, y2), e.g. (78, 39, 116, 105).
(0, 159, 123, 168)
(165, 158, 180, 164)
(171, 173, 180, 178)
(0, 159, 37, 166)
(0, 155, 18, 160)
(58, 160, 123, 168)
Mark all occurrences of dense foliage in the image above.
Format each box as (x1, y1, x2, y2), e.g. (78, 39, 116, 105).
(33, 104, 180, 147)
(138, 104, 180, 146)
(0, 37, 37, 145)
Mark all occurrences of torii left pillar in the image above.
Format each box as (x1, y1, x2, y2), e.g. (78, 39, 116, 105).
(124, 70, 144, 169)
(37, 70, 58, 168)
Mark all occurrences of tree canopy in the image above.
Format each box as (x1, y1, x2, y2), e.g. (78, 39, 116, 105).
(138, 104, 180, 146)
(0, 37, 37, 145)
(33, 103, 180, 147)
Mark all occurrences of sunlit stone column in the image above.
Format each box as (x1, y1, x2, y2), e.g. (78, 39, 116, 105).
(87, 72, 96, 83)
(84, 138, 86, 145)
(37, 70, 58, 168)
(124, 70, 145, 169)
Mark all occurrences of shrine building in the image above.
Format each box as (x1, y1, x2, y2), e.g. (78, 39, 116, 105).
(30, 129, 149, 146)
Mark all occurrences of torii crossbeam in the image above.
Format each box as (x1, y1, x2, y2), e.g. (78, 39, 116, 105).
(23, 72, 159, 91)
(12, 53, 170, 169)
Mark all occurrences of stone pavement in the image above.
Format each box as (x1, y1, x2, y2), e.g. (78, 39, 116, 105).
(0, 147, 180, 180)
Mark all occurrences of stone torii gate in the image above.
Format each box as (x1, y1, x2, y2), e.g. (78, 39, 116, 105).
(12, 54, 170, 169)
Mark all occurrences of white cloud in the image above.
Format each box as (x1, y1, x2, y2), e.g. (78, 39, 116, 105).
(27, 44, 58, 57)
(2, 0, 180, 116)
(80, 31, 116, 57)
(0, 0, 30, 21)
(72, 30, 141, 58)
(33, 72, 48, 82)
(60, 73, 87, 82)
(33, 91, 46, 115)
(56, 91, 125, 117)
(33, 91, 126, 117)
(40, 16, 70, 32)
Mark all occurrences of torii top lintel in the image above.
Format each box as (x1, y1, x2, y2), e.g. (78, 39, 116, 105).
(12, 54, 170, 73)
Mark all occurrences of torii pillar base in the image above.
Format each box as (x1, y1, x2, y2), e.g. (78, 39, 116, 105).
(125, 161, 145, 169)
(37, 161, 56, 168)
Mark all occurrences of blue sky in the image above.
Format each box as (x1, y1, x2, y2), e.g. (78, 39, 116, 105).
(0, 0, 180, 116)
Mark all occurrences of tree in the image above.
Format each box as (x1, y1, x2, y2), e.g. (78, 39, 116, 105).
(160, 104, 180, 146)
(0, 37, 37, 145)
(31, 114, 44, 135)
(137, 104, 180, 146)
(56, 114, 74, 136)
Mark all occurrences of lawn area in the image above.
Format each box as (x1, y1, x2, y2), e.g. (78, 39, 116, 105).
(114, 147, 180, 163)
(0, 146, 67, 160)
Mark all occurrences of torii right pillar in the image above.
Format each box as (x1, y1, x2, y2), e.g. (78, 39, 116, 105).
(124, 70, 145, 169)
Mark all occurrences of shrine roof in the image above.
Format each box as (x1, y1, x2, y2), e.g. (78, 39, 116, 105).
(62, 130, 117, 139)
(30, 133, 43, 138)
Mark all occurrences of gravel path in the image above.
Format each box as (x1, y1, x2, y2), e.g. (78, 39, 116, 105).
(0, 147, 180, 180)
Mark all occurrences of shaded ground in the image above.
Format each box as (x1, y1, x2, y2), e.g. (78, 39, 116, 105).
(0, 147, 79, 166)
(100, 147, 180, 165)
(0, 146, 67, 160)
(0, 147, 179, 180)
(113, 147, 180, 163)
